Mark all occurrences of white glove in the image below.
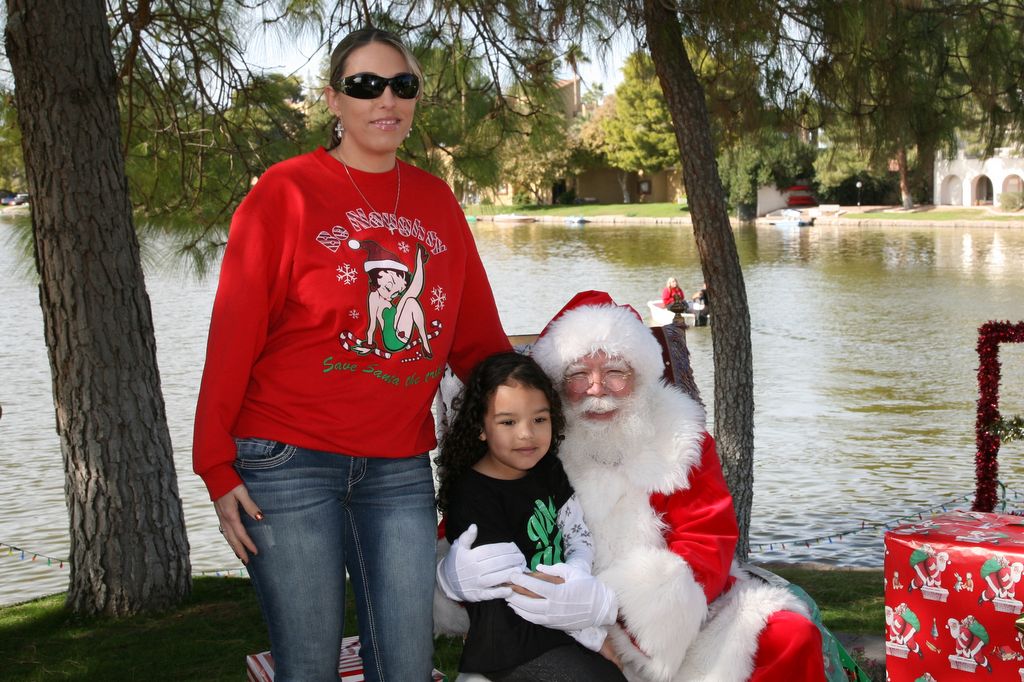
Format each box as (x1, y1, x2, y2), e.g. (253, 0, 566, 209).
(569, 625, 608, 652)
(506, 562, 618, 631)
(437, 524, 527, 602)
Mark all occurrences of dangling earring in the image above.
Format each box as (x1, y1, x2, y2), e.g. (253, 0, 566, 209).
(335, 120, 345, 138)
(406, 125, 413, 139)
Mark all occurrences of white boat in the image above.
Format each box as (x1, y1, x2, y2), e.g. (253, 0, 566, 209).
(768, 208, 814, 228)
(647, 300, 697, 327)
(772, 218, 814, 228)
(492, 213, 536, 224)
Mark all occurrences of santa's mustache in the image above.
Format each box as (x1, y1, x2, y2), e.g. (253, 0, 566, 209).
(572, 395, 625, 416)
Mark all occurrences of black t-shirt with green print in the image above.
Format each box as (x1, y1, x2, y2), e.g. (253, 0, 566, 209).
(445, 453, 576, 674)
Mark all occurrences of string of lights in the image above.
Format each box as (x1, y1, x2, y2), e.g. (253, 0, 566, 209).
(0, 542, 66, 568)
(0, 541, 248, 577)
(748, 494, 978, 553)
(8, 486, 1024, 570)
(194, 567, 250, 578)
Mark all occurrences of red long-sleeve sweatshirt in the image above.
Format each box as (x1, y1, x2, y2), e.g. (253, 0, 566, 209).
(193, 148, 510, 500)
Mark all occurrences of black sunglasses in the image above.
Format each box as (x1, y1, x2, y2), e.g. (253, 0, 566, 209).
(338, 72, 420, 100)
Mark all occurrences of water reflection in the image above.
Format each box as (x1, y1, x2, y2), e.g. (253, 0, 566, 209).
(2, 219, 1023, 605)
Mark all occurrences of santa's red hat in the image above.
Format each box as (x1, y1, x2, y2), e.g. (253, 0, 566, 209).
(348, 238, 408, 273)
(530, 290, 664, 389)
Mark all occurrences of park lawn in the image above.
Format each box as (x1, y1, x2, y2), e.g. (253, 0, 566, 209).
(0, 578, 268, 681)
(0, 577, 458, 682)
(856, 207, 1024, 222)
(1, 568, 882, 681)
(766, 565, 884, 634)
(464, 202, 1024, 223)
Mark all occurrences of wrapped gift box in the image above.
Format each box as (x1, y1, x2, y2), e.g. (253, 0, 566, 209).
(246, 635, 446, 681)
(885, 510, 1024, 680)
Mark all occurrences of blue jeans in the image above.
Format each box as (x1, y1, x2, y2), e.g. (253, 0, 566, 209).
(235, 439, 437, 682)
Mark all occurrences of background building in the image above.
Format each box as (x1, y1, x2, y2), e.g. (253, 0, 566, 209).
(935, 144, 1024, 207)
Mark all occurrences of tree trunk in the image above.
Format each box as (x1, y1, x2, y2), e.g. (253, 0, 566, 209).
(642, 0, 755, 558)
(617, 170, 631, 203)
(916, 139, 936, 206)
(896, 145, 913, 209)
(5, 0, 191, 615)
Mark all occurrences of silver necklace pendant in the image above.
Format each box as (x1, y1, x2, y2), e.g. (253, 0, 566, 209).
(339, 154, 401, 217)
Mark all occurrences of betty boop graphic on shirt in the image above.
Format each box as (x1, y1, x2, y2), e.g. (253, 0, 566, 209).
(340, 238, 440, 361)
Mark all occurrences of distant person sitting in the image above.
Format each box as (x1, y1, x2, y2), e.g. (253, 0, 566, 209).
(661, 277, 687, 309)
(692, 282, 710, 326)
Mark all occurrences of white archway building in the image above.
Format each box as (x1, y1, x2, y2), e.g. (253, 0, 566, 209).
(934, 145, 1024, 206)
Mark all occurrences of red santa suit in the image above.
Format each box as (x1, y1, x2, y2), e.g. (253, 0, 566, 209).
(529, 294, 823, 682)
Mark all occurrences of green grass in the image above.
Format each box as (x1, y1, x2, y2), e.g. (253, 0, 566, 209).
(0, 578, 266, 681)
(0, 569, 881, 681)
(0, 577, 459, 682)
(856, 207, 1024, 222)
(765, 565, 885, 634)
(465, 201, 690, 219)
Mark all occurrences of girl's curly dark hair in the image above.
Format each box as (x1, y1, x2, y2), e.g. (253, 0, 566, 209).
(435, 351, 565, 512)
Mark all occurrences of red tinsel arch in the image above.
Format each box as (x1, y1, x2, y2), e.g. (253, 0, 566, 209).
(974, 321, 1024, 512)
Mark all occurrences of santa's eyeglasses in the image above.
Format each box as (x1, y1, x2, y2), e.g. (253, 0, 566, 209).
(563, 370, 632, 395)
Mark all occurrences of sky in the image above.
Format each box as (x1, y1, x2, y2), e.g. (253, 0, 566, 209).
(247, 30, 632, 97)
(564, 37, 632, 93)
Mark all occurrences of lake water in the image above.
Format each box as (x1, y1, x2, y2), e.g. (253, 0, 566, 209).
(2, 218, 1024, 606)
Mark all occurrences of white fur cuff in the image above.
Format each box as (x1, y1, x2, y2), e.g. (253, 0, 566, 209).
(600, 546, 707, 680)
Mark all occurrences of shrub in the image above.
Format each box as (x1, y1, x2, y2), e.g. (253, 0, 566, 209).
(512, 190, 532, 206)
(999, 191, 1023, 211)
(817, 172, 899, 206)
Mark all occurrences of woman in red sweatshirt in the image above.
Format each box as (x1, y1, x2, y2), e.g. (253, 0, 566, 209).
(661, 276, 685, 307)
(193, 27, 509, 682)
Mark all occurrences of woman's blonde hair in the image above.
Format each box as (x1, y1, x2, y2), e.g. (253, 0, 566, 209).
(326, 27, 423, 149)
(666, 277, 678, 288)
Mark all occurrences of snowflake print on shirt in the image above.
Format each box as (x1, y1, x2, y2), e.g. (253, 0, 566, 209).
(337, 263, 358, 284)
(398, 241, 410, 253)
(430, 285, 446, 311)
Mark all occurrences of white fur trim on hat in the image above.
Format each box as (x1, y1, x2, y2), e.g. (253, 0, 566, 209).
(531, 303, 665, 389)
(348, 238, 408, 273)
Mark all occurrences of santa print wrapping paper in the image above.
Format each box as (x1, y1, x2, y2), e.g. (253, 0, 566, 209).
(885, 511, 1024, 680)
(246, 635, 447, 681)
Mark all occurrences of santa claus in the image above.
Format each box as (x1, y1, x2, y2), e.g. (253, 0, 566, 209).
(437, 291, 824, 681)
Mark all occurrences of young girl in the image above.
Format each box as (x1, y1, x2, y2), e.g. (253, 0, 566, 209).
(435, 352, 625, 681)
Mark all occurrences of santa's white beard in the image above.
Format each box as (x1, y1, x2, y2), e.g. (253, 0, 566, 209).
(562, 387, 656, 466)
